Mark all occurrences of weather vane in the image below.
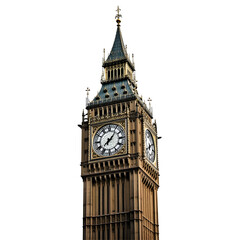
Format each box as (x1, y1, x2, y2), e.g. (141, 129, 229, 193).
(115, 6, 122, 26)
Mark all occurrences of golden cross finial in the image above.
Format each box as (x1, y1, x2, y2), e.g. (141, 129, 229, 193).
(115, 6, 122, 26)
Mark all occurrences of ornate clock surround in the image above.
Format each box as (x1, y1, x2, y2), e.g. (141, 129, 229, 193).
(90, 119, 128, 161)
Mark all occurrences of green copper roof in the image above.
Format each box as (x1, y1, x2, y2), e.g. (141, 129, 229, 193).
(106, 26, 127, 62)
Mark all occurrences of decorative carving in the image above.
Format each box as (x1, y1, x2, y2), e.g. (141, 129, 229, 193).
(90, 112, 127, 124)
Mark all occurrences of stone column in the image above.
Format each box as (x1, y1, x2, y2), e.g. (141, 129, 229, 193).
(129, 170, 141, 240)
(84, 177, 92, 240)
(154, 187, 159, 240)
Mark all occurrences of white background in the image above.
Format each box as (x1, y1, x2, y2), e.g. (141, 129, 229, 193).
(0, 0, 240, 239)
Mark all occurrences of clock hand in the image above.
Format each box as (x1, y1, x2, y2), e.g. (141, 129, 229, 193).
(104, 138, 110, 146)
(104, 133, 115, 146)
(109, 133, 114, 141)
(107, 133, 115, 145)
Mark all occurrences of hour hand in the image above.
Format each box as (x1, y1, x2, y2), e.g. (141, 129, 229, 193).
(104, 133, 115, 146)
(104, 138, 110, 146)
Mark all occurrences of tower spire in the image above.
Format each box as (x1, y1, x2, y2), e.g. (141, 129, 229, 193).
(103, 6, 135, 71)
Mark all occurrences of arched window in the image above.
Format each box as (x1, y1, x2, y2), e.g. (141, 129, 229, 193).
(118, 104, 121, 113)
(122, 103, 125, 112)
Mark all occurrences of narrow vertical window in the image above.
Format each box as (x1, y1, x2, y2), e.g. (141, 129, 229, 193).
(121, 67, 124, 77)
(111, 70, 113, 79)
(107, 183, 109, 214)
(118, 68, 120, 78)
(122, 182, 124, 211)
(118, 226, 120, 240)
(102, 227, 105, 240)
(112, 226, 115, 239)
(98, 185, 100, 215)
(102, 185, 105, 214)
(114, 69, 117, 79)
(122, 103, 125, 112)
(108, 70, 110, 79)
(117, 183, 119, 212)
(107, 227, 110, 240)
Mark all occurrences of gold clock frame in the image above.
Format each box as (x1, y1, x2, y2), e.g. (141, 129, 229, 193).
(90, 121, 127, 160)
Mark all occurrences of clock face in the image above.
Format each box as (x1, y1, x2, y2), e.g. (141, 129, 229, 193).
(145, 129, 155, 163)
(93, 124, 126, 157)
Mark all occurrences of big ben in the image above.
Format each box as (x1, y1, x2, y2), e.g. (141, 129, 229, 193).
(79, 7, 159, 240)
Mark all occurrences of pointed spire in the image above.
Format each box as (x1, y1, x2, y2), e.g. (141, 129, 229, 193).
(102, 48, 105, 63)
(85, 87, 90, 106)
(105, 26, 128, 62)
(102, 7, 135, 71)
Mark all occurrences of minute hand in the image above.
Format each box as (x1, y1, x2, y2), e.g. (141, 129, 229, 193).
(108, 133, 115, 142)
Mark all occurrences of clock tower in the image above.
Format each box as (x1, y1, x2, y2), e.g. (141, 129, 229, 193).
(79, 7, 159, 240)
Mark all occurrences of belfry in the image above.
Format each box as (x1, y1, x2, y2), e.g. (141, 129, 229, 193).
(79, 7, 159, 240)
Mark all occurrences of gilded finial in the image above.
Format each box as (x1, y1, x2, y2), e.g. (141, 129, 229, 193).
(115, 6, 122, 26)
